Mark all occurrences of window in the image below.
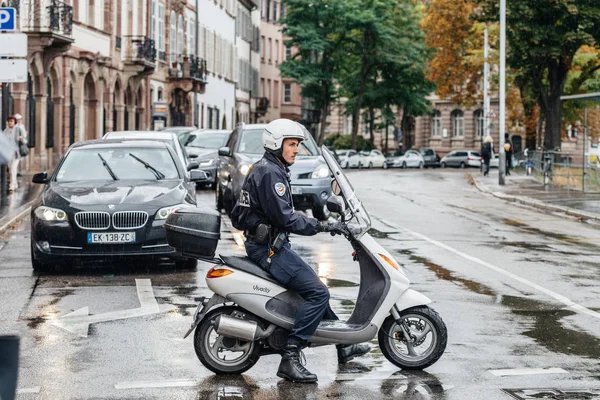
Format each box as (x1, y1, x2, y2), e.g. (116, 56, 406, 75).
(275, 40, 279, 64)
(261, 36, 265, 61)
(273, 1, 277, 22)
(151, 0, 156, 44)
(274, 81, 279, 107)
(285, 45, 292, 60)
(474, 109, 484, 137)
(199, 26, 205, 58)
(283, 83, 291, 103)
(267, 79, 271, 100)
(268, 38, 272, 62)
(431, 110, 441, 137)
(266, 0, 271, 21)
(206, 30, 214, 72)
(170, 11, 176, 63)
(158, 4, 165, 52)
(178, 15, 184, 56)
(260, 0, 264, 18)
(280, 3, 285, 19)
(261, 78, 265, 97)
(451, 109, 464, 137)
(187, 18, 195, 55)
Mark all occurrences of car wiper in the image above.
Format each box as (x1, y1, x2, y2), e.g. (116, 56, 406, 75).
(128, 153, 166, 180)
(97, 153, 119, 180)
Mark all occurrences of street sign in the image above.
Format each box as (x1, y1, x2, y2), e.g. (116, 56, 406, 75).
(0, 59, 27, 82)
(0, 8, 17, 31)
(0, 33, 27, 57)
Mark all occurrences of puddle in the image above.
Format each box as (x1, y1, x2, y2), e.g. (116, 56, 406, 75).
(368, 228, 398, 239)
(502, 295, 600, 358)
(504, 388, 600, 399)
(397, 249, 496, 296)
(502, 219, 598, 250)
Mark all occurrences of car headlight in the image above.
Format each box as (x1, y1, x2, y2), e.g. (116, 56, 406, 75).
(34, 206, 68, 222)
(155, 204, 191, 220)
(311, 164, 330, 179)
(199, 158, 215, 167)
(239, 164, 250, 176)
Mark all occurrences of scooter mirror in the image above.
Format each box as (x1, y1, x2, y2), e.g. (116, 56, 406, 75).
(326, 195, 345, 214)
(331, 179, 342, 196)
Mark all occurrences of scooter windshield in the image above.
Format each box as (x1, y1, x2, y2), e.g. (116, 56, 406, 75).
(321, 146, 372, 238)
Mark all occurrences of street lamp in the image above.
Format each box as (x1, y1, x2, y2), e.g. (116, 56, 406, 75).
(499, 0, 506, 185)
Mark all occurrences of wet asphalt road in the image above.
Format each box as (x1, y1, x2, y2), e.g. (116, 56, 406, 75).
(1, 168, 600, 400)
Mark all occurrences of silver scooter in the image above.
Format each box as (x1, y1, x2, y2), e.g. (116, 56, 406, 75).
(182, 147, 447, 374)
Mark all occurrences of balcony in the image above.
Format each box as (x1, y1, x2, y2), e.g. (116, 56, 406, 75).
(123, 36, 156, 74)
(167, 55, 208, 94)
(19, 0, 74, 47)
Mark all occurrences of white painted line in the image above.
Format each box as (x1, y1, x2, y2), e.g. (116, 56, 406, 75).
(115, 379, 198, 389)
(136, 279, 160, 312)
(371, 214, 600, 321)
(17, 386, 41, 394)
(489, 367, 569, 377)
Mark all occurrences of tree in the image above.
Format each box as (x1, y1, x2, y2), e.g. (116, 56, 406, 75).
(478, 0, 600, 149)
(280, 0, 356, 145)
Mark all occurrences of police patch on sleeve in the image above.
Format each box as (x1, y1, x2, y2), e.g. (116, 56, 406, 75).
(274, 182, 286, 197)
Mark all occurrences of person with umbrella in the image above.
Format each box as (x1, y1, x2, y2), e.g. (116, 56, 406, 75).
(3, 115, 25, 193)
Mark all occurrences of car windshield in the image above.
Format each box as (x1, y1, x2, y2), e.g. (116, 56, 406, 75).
(238, 128, 319, 156)
(186, 132, 229, 149)
(321, 146, 371, 238)
(55, 147, 180, 182)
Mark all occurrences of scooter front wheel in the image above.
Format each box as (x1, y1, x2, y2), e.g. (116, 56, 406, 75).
(194, 306, 262, 374)
(378, 306, 447, 370)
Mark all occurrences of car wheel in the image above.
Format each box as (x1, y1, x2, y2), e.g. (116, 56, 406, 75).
(460, 162, 466, 169)
(343, 162, 349, 169)
(312, 204, 331, 221)
(358, 163, 362, 170)
(175, 258, 198, 270)
(402, 161, 407, 169)
(368, 162, 373, 169)
(383, 163, 388, 169)
(419, 162, 424, 169)
(441, 162, 447, 168)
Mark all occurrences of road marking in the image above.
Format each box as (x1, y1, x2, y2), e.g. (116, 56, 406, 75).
(115, 379, 198, 389)
(51, 279, 169, 337)
(489, 368, 568, 377)
(371, 214, 600, 321)
(17, 387, 41, 394)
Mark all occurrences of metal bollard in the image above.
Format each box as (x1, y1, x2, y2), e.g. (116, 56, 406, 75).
(0, 335, 20, 400)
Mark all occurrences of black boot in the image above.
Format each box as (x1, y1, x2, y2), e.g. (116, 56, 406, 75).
(277, 345, 318, 383)
(337, 343, 371, 363)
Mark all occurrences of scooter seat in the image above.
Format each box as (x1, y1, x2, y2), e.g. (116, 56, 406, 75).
(220, 255, 281, 286)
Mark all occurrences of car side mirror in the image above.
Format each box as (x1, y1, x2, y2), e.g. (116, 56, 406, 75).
(218, 147, 232, 157)
(190, 170, 208, 182)
(32, 172, 49, 184)
(326, 195, 345, 214)
(187, 161, 199, 171)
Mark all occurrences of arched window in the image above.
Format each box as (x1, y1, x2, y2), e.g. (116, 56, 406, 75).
(451, 109, 464, 137)
(474, 109, 484, 137)
(169, 11, 176, 63)
(431, 110, 441, 137)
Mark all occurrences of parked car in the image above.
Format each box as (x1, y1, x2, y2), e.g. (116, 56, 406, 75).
(216, 123, 332, 220)
(385, 151, 403, 168)
(490, 154, 499, 168)
(389, 150, 425, 168)
(359, 149, 386, 168)
(30, 139, 207, 271)
(336, 149, 361, 169)
(419, 147, 440, 168)
(440, 150, 482, 168)
(102, 131, 198, 178)
(183, 129, 231, 188)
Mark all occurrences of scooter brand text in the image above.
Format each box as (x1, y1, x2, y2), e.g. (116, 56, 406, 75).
(253, 285, 271, 294)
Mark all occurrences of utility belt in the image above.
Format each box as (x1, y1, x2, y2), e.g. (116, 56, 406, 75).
(245, 223, 287, 272)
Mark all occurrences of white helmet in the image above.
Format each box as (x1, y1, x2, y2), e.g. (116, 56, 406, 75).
(262, 119, 305, 153)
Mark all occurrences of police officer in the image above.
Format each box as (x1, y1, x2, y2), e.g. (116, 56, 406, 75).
(231, 119, 370, 383)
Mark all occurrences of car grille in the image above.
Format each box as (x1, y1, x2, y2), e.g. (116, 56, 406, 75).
(74, 212, 111, 230)
(112, 211, 149, 230)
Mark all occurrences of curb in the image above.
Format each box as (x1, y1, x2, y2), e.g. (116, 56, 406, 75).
(468, 173, 600, 223)
(0, 202, 34, 236)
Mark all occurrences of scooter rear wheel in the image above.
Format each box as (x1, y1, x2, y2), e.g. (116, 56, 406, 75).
(194, 306, 262, 374)
(378, 306, 447, 370)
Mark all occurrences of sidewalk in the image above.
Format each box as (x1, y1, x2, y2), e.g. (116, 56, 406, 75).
(470, 170, 600, 222)
(0, 175, 43, 235)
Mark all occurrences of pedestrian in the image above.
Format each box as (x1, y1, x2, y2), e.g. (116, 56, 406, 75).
(231, 119, 370, 383)
(14, 113, 28, 177)
(481, 136, 493, 176)
(504, 134, 513, 176)
(3, 115, 26, 193)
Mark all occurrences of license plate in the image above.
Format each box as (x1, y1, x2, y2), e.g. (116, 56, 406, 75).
(292, 186, 302, 195)
(88, 232, 136, 244)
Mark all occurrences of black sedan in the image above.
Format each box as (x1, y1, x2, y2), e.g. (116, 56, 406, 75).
(30, 139, 207, 271)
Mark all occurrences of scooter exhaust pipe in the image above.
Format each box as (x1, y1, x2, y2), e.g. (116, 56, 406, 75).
(213, 315, 276, 341)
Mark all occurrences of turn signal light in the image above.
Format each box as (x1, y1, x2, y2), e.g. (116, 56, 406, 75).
(379, 253, 399, 270)
(206, 267, 234, 278)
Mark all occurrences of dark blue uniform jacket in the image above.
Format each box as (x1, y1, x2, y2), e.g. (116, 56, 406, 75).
(231, 152, 319, 236)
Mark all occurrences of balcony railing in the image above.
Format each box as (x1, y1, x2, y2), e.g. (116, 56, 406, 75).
(19, 0, 73, 37)
(124, 36, 156, 64)
(168, 55, 207, 81)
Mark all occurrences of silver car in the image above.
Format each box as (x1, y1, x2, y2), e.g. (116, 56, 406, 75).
(440, 150, 482, 168)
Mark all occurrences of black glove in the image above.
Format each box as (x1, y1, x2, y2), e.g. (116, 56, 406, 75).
(318, 221, 349, 236)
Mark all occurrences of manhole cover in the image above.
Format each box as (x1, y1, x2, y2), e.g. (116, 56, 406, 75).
(503, 388, 600, 399)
